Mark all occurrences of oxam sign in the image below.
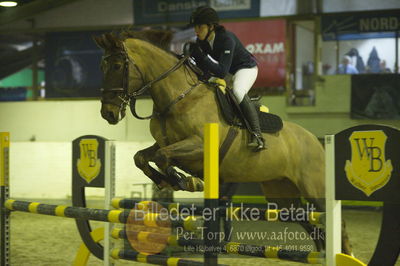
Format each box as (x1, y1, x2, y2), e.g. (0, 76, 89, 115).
(133, 0, 260, 25)
(224, 20, 286, 87)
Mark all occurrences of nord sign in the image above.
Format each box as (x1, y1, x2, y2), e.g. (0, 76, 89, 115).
(322, 12, 400, 41)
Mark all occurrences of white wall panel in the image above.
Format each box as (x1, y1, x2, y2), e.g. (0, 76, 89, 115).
(0, 100, 127, 141)
(260, 0, 296, 17)
(10, 142, 71, 199)
(323, 0, 400, 13)
(9, 141, 158, 199)
(0, 99, 157, 142)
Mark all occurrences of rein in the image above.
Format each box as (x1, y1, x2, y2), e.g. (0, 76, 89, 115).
(130, 54, 190, 98)
(101, 45, 196, 120)
(130, 82, 200, 119)
(128, 54, 197, 120)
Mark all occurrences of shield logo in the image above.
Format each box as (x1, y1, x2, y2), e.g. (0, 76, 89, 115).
(77, 139, 101, 183)
(344, 130, 393, 196)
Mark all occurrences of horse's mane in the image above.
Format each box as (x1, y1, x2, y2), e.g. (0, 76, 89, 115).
(119, 30, 202, 85)
(94, 29, 199, 81)
(119, 29, 173, 51)
(93, 29, 174, 54)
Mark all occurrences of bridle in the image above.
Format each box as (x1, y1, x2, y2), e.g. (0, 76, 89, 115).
(100, 44, 198, 120)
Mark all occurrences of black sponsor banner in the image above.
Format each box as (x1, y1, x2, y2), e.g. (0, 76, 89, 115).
(133, 0, 260, 25)
(351, 74, 400, 119)
(45, 31, 105, 98)
(322, 11, 400, 41)
(335, 125, 400, 203)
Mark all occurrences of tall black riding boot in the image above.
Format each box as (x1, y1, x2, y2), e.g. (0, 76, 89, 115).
(239, 95, 265, 151)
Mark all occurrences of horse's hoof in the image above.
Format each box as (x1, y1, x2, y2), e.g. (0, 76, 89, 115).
(165, 167, 187, 191)
(171, 176, 203, 192)
(175, 176, 188, 191)
(165, 167, 204, 192)
(171, 185, 183, 191)
(186, 176, 204, 192)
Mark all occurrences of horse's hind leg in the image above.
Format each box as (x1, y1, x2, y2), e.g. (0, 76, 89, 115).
(261, 180, 325, 252)
(300, 164, 353, 255)
(302, 198, 352, 254)
(341, 219, 352, 255)
(261, 179, 302, 208)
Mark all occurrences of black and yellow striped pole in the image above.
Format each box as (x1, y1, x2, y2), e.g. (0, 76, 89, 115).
(204, 123, 219, 266)
(226, 207, 325, 225)
(111, 228, 323, 264)
(111, 248, 205, 266)
(4, 200, 129, 224)
(224, 242, 322, 264)
(0, 132, 10, 266)
(112, 198, 325, 225)
(111, 228, 204, 247)
(112, 198, 205, 214)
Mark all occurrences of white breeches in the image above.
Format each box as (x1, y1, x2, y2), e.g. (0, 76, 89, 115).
(232, 66, 258, 103)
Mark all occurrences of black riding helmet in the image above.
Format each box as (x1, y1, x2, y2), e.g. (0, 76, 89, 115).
(189, 6, 219, 26)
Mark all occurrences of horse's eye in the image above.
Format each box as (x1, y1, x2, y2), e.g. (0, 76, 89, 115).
(113, 64, 122, 71)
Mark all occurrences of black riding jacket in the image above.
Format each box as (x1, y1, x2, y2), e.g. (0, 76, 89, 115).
(196, 28, 257, 78)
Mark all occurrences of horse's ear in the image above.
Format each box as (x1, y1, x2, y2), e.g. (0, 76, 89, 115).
(92, 35, 105, 50)
(92, 34, 113, 50)
(104, 32, 123, 50)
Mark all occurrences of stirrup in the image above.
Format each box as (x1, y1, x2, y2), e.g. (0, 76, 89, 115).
(248, 133, 265, 151)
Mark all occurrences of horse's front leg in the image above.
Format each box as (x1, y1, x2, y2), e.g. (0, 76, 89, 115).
(153, 135, 204, 192)
(133, 143, 170, 189)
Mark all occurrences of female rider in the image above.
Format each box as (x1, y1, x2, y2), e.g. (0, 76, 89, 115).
(188, 6, 264, 151)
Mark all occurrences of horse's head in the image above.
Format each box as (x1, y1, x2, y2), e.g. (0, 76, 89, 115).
(94, 30, 174, 124)
(94, 33, 131, 124)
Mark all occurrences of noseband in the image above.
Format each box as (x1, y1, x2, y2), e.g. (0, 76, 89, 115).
(101, 44, 193, 120)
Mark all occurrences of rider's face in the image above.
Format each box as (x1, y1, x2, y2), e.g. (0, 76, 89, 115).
(194, 24, 211, 41)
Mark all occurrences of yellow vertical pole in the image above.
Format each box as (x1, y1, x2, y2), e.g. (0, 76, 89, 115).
(203, 123, 219, 266)
(0, 132, 10, 187)
(204, 123, 219, 199)
(1, 132, 10, 266)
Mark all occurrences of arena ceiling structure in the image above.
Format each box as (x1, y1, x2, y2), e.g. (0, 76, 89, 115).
(0, 0, 81, 79)
(0, 0, 399, 96)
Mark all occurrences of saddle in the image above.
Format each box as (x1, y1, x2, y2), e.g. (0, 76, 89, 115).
(182, 56, 283, 133)
(210, 79, 283, 133)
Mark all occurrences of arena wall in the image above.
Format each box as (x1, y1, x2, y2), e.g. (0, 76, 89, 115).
(7, 139, 202, 199)
(8, 141, 155, 199)
(2, 75, 400, 199)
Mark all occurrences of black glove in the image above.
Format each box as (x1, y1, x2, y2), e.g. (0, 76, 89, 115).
(189, 42, 206, 63)
(183, 42, 192, 56)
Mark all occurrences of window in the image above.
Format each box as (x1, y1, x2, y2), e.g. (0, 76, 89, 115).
(321, 12, 399, 75)
(322, 35, 398, 75)
(288, 19, 316, 106)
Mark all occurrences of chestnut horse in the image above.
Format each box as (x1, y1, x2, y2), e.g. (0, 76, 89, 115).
(93, 31, 351, 254)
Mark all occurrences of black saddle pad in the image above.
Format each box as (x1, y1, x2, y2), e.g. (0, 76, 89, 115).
(215, 85, 283, 133)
